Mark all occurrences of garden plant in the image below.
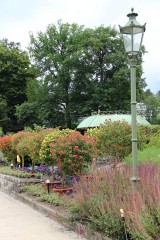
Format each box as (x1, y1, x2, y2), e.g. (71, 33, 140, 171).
(40, 128, 75, 181)
(71, 162, 160, 240)
(0, 122, 160, 239)
(87, 120, 148, 162)
(50, 131, 98, 188)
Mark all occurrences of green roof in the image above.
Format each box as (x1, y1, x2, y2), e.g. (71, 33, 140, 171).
(77, 114, 151, 129)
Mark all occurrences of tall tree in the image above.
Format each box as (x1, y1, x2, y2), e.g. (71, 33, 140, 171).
(29, 21, 89, 128)
(27, 21, 145, 128)
(16, 79, 49, 128)
(0, 97, 8, 127)
(80, 26, 146, 111)
(0, 39, 35, 132)
(143, 89, 160, 124)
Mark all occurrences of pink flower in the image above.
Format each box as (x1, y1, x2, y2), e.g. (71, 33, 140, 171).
(74, 146, 79, 150)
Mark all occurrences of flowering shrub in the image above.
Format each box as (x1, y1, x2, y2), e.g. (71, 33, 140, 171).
(12, 131, 31, 150)
(40, 128, 75, 164)
(0, 135, 16, 163)
(16, 132, 32, 168)
(16, 134, 31, 157)
(50, 131, 98, 177)
(26, 128, 54, 172)
(12, 130, 32, 168)
(87, 120, 147, 160)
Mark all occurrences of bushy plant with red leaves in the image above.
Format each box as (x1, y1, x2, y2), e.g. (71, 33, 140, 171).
(12, 130, 30, 150)
(27, 128, 54, 172)
(50, 132, 98, 186)
(40, 128, 75, 163)
(16, 131, 32, 169)
(40, 128, 76, 181)
(0, 135, 16, 164)
(12, 130, 32, 168)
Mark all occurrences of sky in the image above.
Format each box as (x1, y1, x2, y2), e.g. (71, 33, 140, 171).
(0, 0, 159, 93)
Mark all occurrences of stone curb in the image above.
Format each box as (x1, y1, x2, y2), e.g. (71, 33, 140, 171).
(16, 192, 70, 228)
(15, 192, 111, 240)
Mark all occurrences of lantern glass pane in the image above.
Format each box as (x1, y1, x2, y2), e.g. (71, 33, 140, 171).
(123, 34, 132, 52)
(133, 31, 143, 52)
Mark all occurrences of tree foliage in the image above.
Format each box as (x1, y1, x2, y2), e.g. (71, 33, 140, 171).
(142, 89, 160, 124)
(14, 21, 146, 129)
(0, 39, 35, 132)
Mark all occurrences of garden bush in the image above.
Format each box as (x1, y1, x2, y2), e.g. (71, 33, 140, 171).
(12, 130, 30, 150)
(22, 184, 66, 206)
(87, 120, 148, 161)
(40, 128, 76, 180)
(0, 135, 16, 164)
(50, 131, 98, 187)
(24, 128, 54, 172)
(12, 130, 32, 169)
(40, 128, 75, 163)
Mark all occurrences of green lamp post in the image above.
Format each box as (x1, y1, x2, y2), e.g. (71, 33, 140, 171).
(119, 8, 146, 183)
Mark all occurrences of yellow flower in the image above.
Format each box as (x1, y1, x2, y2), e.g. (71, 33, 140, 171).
(17, 155, 21, 163)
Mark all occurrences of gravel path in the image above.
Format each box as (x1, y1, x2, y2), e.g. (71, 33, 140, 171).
(0, 191, 86, 240)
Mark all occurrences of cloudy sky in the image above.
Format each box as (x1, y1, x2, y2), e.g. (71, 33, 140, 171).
(0, 0, 159, 93)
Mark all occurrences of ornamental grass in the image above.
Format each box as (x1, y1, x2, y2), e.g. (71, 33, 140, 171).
(71, 162, 160, 240)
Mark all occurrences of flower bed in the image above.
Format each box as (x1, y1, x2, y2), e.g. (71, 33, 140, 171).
(0, 166, 36, 178)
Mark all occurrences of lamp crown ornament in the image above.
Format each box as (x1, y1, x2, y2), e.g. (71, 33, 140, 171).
(127, 7, 138, 17)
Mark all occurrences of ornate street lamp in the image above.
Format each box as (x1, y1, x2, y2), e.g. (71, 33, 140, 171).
(119, 8, 146, 183)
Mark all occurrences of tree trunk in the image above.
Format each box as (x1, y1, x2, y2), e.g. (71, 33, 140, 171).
(22, 156, 24, 170)
(32, 161, 35, 173)
(51, 164, 54, 182)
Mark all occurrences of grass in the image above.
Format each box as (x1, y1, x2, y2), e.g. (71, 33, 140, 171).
(125, 146, 160, 165)
(22, 183, 67, 206)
